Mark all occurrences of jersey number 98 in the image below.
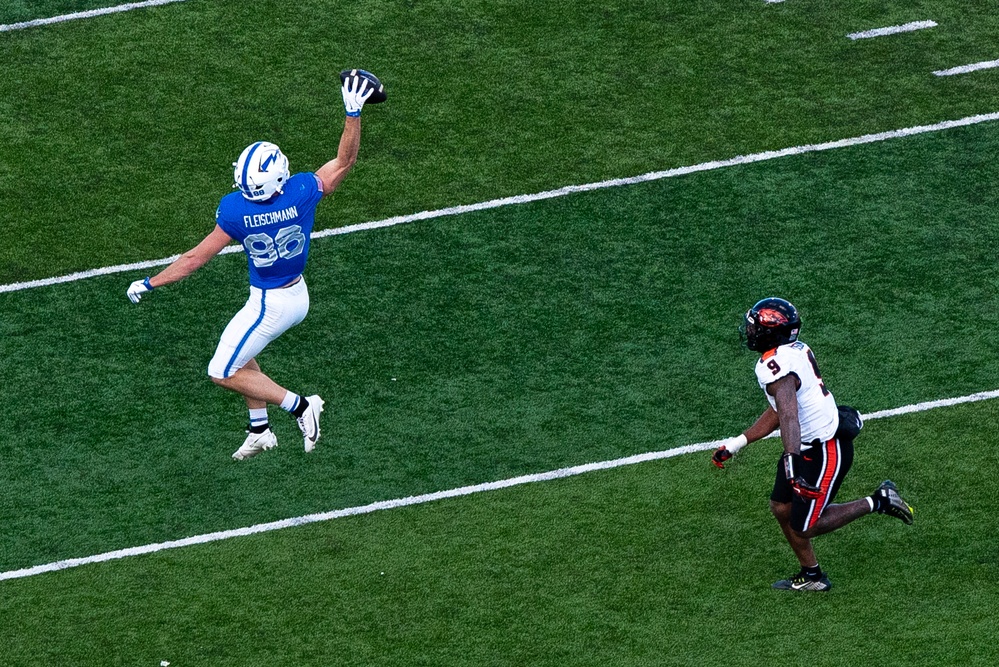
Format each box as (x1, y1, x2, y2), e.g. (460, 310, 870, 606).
(243, 225, 307, 268)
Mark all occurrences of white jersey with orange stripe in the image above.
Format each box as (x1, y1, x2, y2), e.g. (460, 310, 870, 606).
(755, 340, 839, 444)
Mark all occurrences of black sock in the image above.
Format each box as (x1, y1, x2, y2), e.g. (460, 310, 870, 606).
(870, 494, 885, 513)
(249, 423, 270, 434)
(802, 564, 823, 579)
(292, 397, 309, 419)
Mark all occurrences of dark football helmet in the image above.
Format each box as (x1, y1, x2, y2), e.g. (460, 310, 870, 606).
(741, 297, 801, 352)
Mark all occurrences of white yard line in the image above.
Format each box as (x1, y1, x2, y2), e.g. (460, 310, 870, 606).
(3, 111, 999, 296)
(2, 388, 997, 582)
(0, 0, 186, 32)
(934, 60, 999, 77)
(847, 21, 937, 41)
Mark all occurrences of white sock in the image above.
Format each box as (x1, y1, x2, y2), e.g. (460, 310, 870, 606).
(866, 496, 875, 512)
(280, 391, 301, 412)
(249, 408, 269, 428)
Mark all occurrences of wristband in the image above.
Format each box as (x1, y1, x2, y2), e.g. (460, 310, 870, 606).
(782, 452, 797, 480)
(143, 277, 154, 290)
(729, 433, 748, 454)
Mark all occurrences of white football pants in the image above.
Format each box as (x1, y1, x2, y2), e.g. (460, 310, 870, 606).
(207, 278, 310, 379)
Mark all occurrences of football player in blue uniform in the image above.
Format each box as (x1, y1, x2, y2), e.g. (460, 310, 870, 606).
(127, 73, 376, 460)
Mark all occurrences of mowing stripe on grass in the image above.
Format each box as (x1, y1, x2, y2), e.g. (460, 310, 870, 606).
(847, 21, 937, 40)
(934, 60, 999, 77)
(0, 0, 186, 32)
(2, 388, 997, 582)
(2, 111, 998, 297)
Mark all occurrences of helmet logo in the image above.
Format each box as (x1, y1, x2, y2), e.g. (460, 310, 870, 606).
(259, 151, 279, 172)
(756, 308, 788, 327)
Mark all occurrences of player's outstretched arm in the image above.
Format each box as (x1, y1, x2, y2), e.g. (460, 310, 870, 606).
(712, 406, 780, 468)
(126, 225, 233, 303)
(316, 74, 375, 196)
(315, 116, 360, 197)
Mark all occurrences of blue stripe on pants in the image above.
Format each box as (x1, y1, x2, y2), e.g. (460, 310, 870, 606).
(224, 289, 267, 378)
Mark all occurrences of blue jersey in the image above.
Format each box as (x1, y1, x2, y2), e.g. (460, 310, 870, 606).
(215, 172, 324, 288)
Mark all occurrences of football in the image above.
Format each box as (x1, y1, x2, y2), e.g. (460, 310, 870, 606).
(339, 69, 387, 104)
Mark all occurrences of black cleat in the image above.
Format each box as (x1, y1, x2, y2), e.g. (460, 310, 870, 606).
(772, 572, 832, 592)
(873, 480, 914, 525)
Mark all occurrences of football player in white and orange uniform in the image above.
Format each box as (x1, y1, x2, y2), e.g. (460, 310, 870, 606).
(712, 298, 913, 591)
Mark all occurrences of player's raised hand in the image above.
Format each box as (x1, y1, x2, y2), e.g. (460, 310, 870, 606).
(711, 434, 747, 469)
(127, 277, 153, 303)
(341, 75, 374, 117)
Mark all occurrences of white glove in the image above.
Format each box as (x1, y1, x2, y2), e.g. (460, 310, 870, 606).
(127, 277, 153, 303)
(341, 75, 374, 117)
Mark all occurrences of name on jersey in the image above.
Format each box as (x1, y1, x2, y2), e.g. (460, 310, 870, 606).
(243, 206, 299, 228)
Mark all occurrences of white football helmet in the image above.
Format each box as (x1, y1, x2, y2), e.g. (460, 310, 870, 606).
(233, 141, 290, 201)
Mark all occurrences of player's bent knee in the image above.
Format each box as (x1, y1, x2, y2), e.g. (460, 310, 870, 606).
(770, 500, 791, 520)
(207, 356, 233, 382)
(793, 527, 816, 539)
(207, 365, 233, 386)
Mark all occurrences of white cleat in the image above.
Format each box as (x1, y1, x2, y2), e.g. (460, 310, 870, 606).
(297, 395, 325, 452)
(232, 428, 278, 461)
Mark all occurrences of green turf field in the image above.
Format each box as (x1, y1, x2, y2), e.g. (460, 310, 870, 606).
(2, 1, 999, 665)
(2, 0, 999, 283)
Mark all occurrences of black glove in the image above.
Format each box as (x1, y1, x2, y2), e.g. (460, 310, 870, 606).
(711, 447, 733, 469)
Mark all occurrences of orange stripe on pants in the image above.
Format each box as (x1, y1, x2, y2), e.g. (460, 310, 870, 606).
(807, 438, 840, 529)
